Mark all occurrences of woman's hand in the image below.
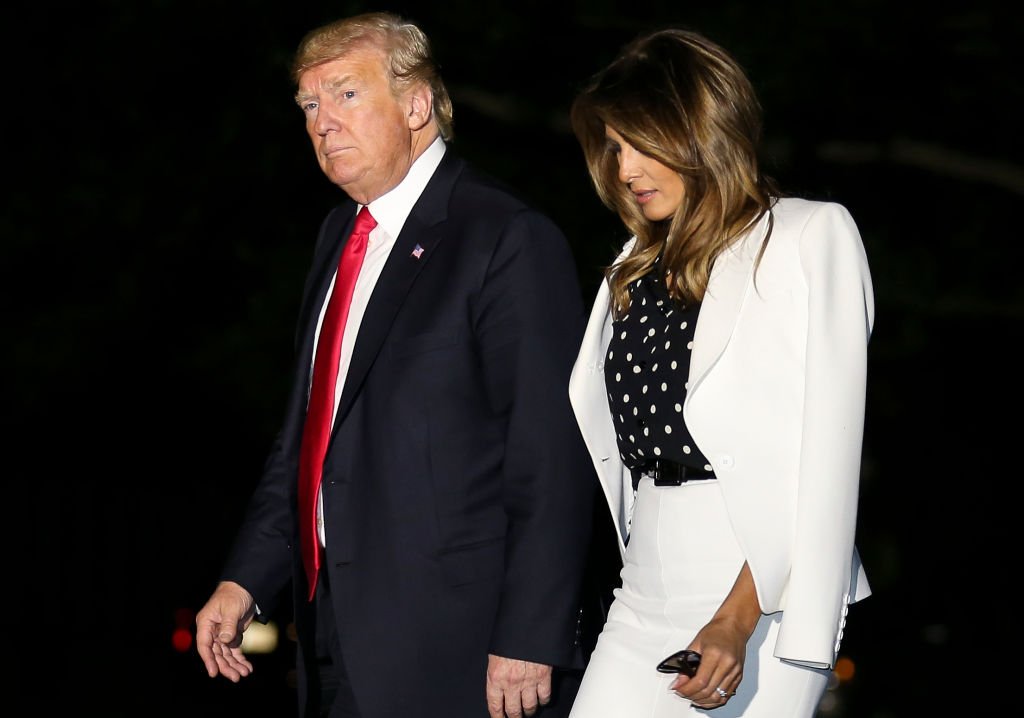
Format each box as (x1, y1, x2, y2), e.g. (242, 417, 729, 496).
(671, 561, 760, 708)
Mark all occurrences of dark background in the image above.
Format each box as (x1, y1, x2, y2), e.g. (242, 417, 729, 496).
(8, 1, 1021, 715)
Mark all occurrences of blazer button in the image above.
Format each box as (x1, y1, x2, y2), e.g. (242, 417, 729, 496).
(718, 455, 735, 469)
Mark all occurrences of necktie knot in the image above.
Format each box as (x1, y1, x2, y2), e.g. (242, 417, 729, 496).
(353, 206, 377, 237)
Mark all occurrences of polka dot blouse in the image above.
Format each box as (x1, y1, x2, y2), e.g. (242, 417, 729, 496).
(603, 267, 715, 477)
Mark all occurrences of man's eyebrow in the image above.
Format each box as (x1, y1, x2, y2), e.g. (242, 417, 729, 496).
(295, 74, 357, 105)
(324, 74, 355, 93)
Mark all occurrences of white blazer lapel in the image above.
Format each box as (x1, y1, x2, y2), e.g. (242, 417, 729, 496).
(688, 212, 770, 387)
(569, 241, 635, 556)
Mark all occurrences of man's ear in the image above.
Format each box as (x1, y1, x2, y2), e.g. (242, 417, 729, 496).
(406, 83, 434, 131)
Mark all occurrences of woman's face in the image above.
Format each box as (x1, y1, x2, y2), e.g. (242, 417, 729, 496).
(605, 125, 684, 222)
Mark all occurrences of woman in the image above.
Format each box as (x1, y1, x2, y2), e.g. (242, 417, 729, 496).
(567, 28, 873, 717)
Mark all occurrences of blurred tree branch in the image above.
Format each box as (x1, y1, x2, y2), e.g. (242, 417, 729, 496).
(818, 139, 1024, 196)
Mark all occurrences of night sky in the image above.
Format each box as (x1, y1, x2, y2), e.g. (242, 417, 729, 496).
(8, 1, 1022, 715)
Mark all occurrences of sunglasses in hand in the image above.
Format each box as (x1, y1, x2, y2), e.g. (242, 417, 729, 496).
(655, 649, 701, 677)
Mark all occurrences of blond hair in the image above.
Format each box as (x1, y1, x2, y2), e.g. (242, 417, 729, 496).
(291, 11, 454, 140)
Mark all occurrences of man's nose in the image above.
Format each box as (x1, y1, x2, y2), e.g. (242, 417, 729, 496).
(313, 101, 340, 136)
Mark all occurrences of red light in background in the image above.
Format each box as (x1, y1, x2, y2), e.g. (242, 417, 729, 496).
(834, 656, 855, 683)
(172, 627, 192, 652)
(173, 606, 195, 653)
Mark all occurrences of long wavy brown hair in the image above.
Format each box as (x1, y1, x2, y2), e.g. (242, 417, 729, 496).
(571, 28, 779, 316)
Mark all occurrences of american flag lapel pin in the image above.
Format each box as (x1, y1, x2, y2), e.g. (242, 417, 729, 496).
(411, 243, 424, 259)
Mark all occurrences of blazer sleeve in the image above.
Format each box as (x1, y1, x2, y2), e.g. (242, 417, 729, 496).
(773, 201, 874, 668)
(216, 207, 352, 615)
(472, 208, 596, 669)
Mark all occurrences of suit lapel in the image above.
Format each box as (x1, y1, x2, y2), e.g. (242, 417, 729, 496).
(333, 151, 464, 426)
(687, 210, 770, 384)
(292, 205, 360, 408)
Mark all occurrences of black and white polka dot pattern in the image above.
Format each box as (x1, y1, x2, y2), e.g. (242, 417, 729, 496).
(604, 267, 714, 476)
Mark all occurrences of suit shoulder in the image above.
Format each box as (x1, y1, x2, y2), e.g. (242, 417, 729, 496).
(450, 163, 566, 237)
(770, 197, 869, 282)
(772, 196, 857, 231)
(454, 163, 541, 214)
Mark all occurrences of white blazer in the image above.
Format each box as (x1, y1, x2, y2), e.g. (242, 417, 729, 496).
(569, 197, 873, 669)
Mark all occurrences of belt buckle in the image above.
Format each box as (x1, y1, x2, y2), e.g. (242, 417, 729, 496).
(652, 461, 685, 486)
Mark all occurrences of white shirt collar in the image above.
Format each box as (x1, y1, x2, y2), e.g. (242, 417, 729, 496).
(363, 136, 446, 241)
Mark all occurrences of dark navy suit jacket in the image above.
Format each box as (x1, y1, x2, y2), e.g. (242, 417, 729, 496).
(221, 149, 596, 717)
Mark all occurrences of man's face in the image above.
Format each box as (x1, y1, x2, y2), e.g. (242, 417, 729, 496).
(296, 45, 414, 204)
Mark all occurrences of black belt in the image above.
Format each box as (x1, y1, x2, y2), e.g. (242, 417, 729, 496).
(631, 459, 716, 490)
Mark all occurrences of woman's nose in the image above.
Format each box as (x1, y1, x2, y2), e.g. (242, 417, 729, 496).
(617, 146, 641, 184)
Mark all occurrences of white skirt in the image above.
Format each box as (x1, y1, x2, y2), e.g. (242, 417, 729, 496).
(569, 478, 829, 718)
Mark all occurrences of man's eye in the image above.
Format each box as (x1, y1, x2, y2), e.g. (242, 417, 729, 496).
(302, 101, 319, 113)
(342, 90, 356, 100)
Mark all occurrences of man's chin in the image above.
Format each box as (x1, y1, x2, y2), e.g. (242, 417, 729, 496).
(324, 166, 357, 189)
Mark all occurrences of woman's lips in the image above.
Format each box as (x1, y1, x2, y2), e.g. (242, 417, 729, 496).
(633, 189, 656, 205)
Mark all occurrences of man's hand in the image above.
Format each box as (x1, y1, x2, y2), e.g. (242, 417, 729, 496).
(486, 654, 553, 718)
(195, 580, 257, 682)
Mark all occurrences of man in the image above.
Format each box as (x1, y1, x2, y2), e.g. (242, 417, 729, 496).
(195, 11, 595, 718)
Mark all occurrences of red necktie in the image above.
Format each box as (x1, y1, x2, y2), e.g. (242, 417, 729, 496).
(298, 206, 376, 601)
